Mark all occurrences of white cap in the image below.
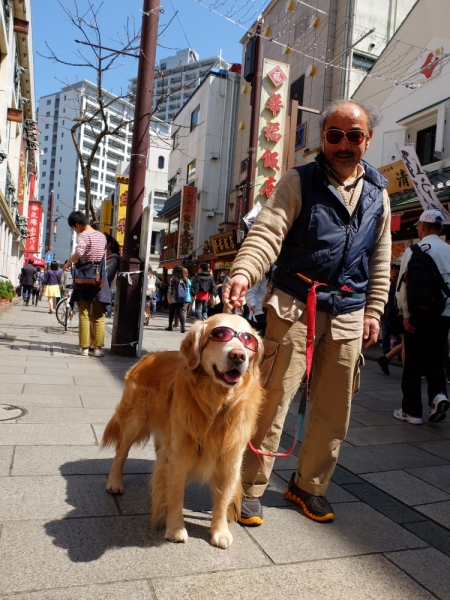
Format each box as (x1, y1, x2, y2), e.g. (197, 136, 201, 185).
(414, 209, 444, 227)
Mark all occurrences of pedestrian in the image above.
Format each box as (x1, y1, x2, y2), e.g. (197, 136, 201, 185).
(223, 99, 391, 525)
(380, 264, 401, 354)
(105, 234, 120, 318)
(20, 259, 37, 307)
(63, 211, 110, 357)
(42, 262, 62, 314)
(180, 266, 192, 325)
(395, 209, 450, 424)
(32, 267, 45, 306)
(144, 267, 158, 325)
(191, 262, 217, 321)
(378, 264, 403, 375)
(165, 265, 188, 332)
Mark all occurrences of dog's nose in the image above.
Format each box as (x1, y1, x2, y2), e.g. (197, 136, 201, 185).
(229, 348, 246, 364)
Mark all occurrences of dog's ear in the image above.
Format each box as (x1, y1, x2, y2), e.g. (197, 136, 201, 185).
(179, 321, 207, 369)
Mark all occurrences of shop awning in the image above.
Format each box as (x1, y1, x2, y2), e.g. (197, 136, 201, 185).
(24, 255, 46, 267)
(158, 260, 182, 270)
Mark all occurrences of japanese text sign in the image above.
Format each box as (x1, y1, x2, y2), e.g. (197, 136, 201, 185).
(396, 144, 450, 223)
(178, 186, 197, 258)
(378, 160, 414, 195)
(26, 201, 42, 254)
(210, 230, 238, 257)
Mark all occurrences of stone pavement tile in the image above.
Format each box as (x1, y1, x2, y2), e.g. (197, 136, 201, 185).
(246, 503, 427, 564)
(12, 446, 155, 476)
(413, 440, 450, 461)
(342, 482, 426, 524)
(386, 548, 450, 600)
(350, 402, 370, 413)
(351, 411, 401, 426)
(351, 396, 401, 412)
(415, 501, 450, 529)
(339, 443, 449, 474)
(406, 465, 450, 493)
(0, 475, 118, 520)
(0, 447, 13, 476)
(151, 554, 435, 600)
(420, 421, 450, 439)
(66, 362, 115, 371)
(0, 373, 76, 385)
(0, 356, 29, 364)
(0, 383, 24, 394)
(0, 423, 95, 445)
(22, 384, 84, 397)
(345, 425, 442, 446)
(0, 394, 83, 408)
(361, 471, 450, 505)
(80, 396, 122, 409)
(0, 579, 154, 600)
(1, 365, 26, 374)
(331, 464, 363, 485)
(404, 520, 450, 558)
(0, 513, 269, 595)
(20, 408, 115, 424)
(73, 376, 123, 387)
(25, 365, 70, 373)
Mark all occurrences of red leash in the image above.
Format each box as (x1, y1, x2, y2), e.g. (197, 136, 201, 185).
(248, 273, 354, 467)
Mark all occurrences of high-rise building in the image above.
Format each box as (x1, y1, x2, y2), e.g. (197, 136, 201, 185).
(37, 80, 134, 260)
(129, 48, 230, 123)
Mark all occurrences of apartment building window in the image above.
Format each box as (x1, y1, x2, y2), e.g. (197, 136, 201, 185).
(47, 99, 51, 105)
(41, 183, 45, 189)
(45, 124, 49, 129)
(59, 169, 61, 174)
(187, 160, 196, 183)
(46, 112, 50, 117)
(158, 155, 165, 169)
(62, 120, 65, 125)
(60, 157, 62, 162)
(416, 125, 438, 166)
(58, 182, 60, 187)
(42, 172, 46, 177)
(43, 160, 47, 165)
(168, 175, 177, 196)
(44, 136, 48, 141)
(57, 195, 59, 200)
(44, 148, 48, 153)
(61, 132, 64, 137)
(61, 145, 63, 150)
(190, 105, 200, 131)
(40, 196, 44, 201)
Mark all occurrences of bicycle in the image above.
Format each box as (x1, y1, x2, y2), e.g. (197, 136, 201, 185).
(55, 287, 79, 331)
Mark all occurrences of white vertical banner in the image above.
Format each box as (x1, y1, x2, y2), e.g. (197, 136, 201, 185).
(396, 143, 450, 223)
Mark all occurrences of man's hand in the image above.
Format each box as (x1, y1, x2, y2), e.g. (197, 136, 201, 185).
(403, 317, 416, 333)
(363, 316, 380, 348)
(221, 275, 249, 309)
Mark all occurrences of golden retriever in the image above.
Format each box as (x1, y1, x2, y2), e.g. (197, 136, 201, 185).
(102, 314, 264, 549)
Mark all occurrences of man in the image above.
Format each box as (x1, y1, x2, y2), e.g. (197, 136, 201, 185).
(191, 262, 217, 320)
(223, 99, 391, 525)
(20, 259, 37, 307)
(395, 209, 450, 425)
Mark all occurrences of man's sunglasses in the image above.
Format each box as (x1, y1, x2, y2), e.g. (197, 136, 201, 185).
(324, 129, 369, 146)
(209, 326, 258, 352)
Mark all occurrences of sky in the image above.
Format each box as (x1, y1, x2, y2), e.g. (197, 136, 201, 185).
(31, 0, 247, 104)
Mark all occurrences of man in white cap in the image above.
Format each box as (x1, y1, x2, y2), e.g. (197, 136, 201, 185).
(396, 209, 450, 424)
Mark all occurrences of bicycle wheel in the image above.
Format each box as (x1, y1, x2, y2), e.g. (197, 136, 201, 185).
(56, 299, 67, 326)
(66, 303, 79, 329)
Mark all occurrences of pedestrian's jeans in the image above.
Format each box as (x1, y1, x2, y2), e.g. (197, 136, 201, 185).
(402, 315, 450, 418)
(195, 299, 209, 320)
(241, 305, 362, 498)
(22, 284, 33, 304)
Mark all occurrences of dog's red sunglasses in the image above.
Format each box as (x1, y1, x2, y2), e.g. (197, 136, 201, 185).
(209, 326, 258, 352)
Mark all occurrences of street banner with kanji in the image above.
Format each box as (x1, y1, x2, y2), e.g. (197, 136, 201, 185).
(178, 186, 197, 259)
(378, 160, 414, 195)
(255, 59, 290, 206)
(25, 201, 42, 254)
(396, 143, 450, 223)
(116, 183, 128, 246)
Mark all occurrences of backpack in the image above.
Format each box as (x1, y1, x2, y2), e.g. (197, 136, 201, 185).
(175, 280, 187, 303)
(400, 243, 450, 319)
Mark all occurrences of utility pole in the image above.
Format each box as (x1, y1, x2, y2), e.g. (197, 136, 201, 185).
(245, 18, 264, 215)
(111, 0, 160, 357)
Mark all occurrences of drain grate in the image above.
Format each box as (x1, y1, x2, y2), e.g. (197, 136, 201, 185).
(0, 404, 27, 421)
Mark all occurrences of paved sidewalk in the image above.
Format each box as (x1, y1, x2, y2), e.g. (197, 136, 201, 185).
(0, 300, 449, 599)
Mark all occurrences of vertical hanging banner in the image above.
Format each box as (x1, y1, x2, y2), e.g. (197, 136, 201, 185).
(116, 181, 129, 246)
(26, 201, 42, 253)
(255, 59, 290, 206)
(396, 143, 450, 223)
(178, 186, 197, 258)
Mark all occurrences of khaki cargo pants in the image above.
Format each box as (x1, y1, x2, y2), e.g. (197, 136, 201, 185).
(242, 305, 362, 497)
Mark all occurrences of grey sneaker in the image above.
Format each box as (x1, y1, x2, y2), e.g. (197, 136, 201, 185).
(429, 394, 449, 423)
(237, 496, 263, 526)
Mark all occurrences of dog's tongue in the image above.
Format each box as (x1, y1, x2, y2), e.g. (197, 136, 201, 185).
(223, 369, 241, 383)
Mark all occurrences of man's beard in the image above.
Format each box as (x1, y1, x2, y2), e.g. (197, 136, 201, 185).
(329, 151, 359, 177)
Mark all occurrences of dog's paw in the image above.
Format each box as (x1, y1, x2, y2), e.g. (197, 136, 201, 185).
(106, 478, 123, 494)
(210, 529, 233, 549)
(165, 527, 188, 543)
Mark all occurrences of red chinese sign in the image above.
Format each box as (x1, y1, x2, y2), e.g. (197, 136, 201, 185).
(26, 201, 42, 254)
(267, 65, 287, 88)
(260, 177, 277, 199)
(261, 149, 280, 170)
(264, 121, 282, 142)
(178, 186, 197, 258)
(266, 93, 284, 116)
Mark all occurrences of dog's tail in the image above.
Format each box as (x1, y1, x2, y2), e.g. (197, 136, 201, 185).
(101, 413, 121, 449)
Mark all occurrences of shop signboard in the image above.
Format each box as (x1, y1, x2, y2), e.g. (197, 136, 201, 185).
(254, 59, 290, 206)
(101, 200, 113, 236)
(210, 230, 238, 257)
(396, 143, 450, 223)
(378, 160, 414, 196)
(178, 186, 197, 259)
(26, 201, 42, 254)
(116, 182, 128, 246)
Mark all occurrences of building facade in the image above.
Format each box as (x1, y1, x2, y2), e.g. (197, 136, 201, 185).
(37, 80, 134, 261)
(0, 0, 39, 283)
(129, 48, 230, 124)
(158, 68, 240, 276)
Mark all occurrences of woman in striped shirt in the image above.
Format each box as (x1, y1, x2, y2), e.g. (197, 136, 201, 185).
(63, 211, 110, 357)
